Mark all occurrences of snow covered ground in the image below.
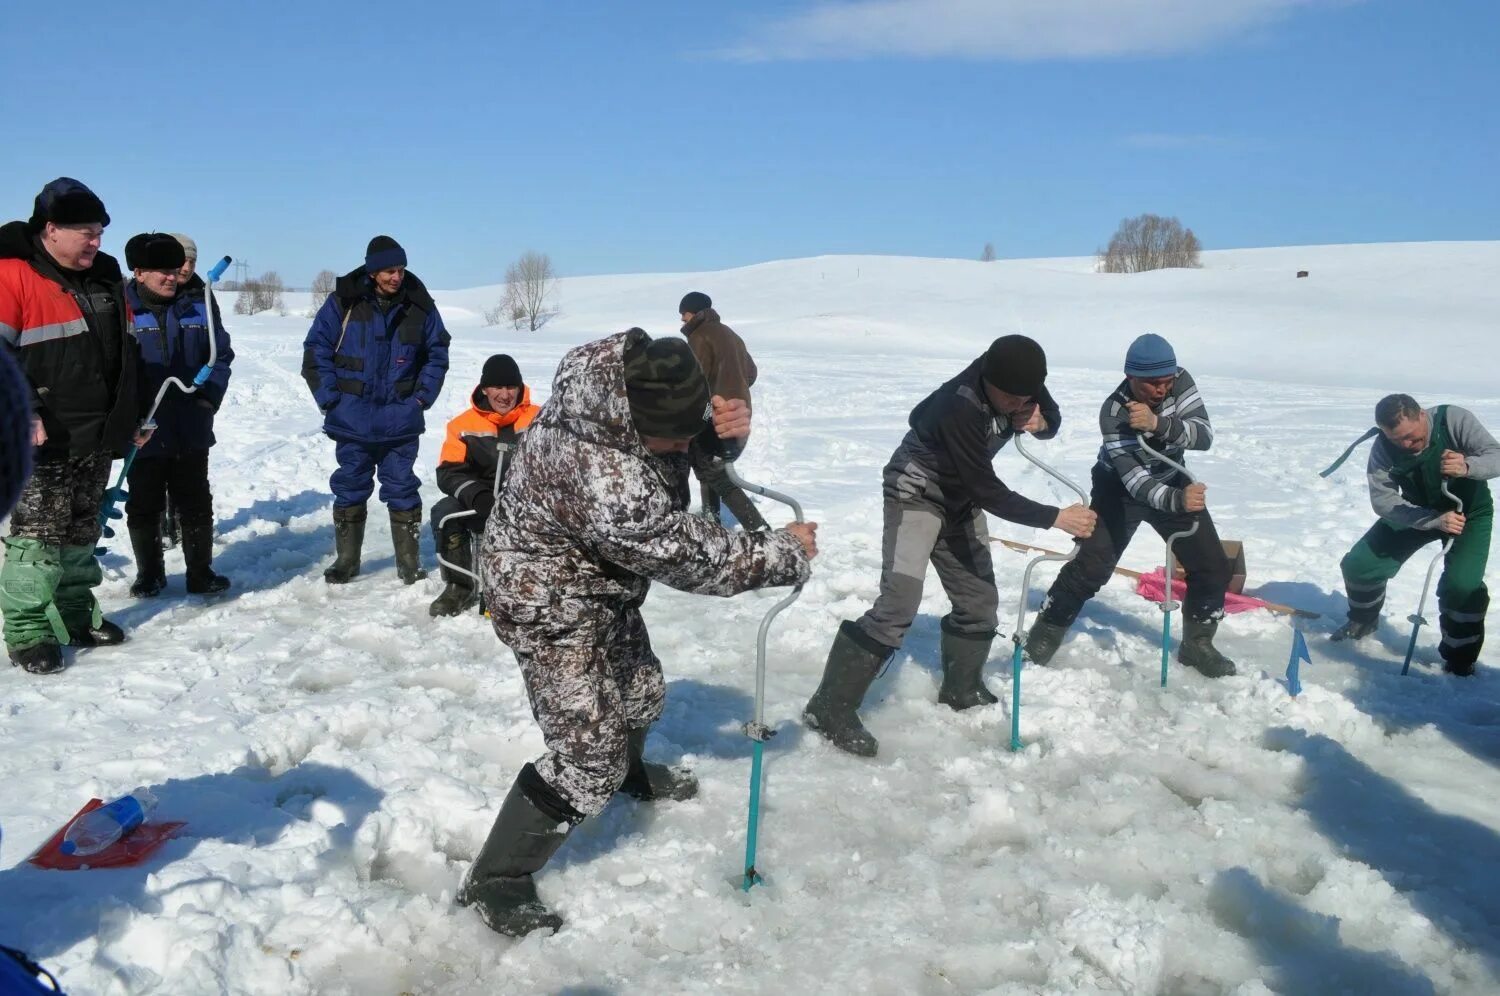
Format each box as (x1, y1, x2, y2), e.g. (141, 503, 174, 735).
(3, 243, 1499, 994)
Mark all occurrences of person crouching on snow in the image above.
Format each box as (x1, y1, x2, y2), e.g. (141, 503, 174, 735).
(1328, 393, 1500, 676)
(1024, 334, 1236, 677)
(803, 334, 1097, 758)
(464, 329, 818, 937)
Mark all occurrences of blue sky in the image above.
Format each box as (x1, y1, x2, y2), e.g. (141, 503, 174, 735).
(2, 0, 1494, 287)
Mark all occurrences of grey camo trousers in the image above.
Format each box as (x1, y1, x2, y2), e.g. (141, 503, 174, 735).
(491, 591, 666, 817)
(9, 452, 113, 548)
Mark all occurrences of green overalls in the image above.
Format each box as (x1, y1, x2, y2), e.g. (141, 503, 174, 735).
(1340, 406, 1492, 667)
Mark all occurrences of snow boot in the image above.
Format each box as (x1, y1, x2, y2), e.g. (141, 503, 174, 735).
(618, 726, 698, 802)
(182, 514, 230, 595)
(128, 523, 166, 598)
(429, 529, 477, 617)
(1178, 617, 1237, 678)
(804, 620, 889, 757)
(390, 507, 427, 585)
(936, 618, 999, 710)
(1331, 617, 1378, 642)
(8, 642, 64, 675)
(458, 763, 580, 937)
(1443, 659, 1477, 677)
(1024, 617, 1070, 666)
(323, 504, 366, 584)
(70, 620, 125, 647)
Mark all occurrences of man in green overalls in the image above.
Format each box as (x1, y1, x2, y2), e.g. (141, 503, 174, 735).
(1332, 394, 1500, 675)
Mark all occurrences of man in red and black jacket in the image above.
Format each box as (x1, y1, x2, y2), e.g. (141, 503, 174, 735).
(0, 178, 153, 675)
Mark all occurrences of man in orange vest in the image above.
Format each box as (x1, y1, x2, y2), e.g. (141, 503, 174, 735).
(429, 354, 541, 616)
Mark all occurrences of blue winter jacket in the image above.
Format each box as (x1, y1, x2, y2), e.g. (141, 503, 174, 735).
(127, 275, 234, 457)
(301, 268, 451, 444)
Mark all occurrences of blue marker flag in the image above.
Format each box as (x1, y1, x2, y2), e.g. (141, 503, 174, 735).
(1286, 628, 1311, 696)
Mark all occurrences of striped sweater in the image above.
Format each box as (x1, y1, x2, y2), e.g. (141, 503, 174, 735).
(1095, 368, 1213, 513)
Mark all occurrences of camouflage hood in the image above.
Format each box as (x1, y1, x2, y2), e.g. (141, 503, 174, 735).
(535, 328, 649, 455)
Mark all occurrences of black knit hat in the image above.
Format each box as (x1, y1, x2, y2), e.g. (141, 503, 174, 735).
(981, 334, 1047, 398)
(125, 232, 187, 272)
(481, 354, 523, 389)
(365, 235, 407, 273)
(622, 333, 712, 439)
(679, 291, 712, 315)
(28, 177, 109, 233)
(0, 347, 32, 521)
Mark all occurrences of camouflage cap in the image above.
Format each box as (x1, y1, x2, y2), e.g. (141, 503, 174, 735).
(622, 334, 712, 439)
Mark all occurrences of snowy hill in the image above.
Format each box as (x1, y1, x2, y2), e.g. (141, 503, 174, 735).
(3, 242, 1500, 994)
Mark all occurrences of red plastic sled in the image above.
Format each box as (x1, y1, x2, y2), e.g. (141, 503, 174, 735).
(26, 799, 186, 871)
(1134, 567, 1317, 619)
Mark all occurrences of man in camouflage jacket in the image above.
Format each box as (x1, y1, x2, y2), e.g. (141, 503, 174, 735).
(464, 328, 818, 938)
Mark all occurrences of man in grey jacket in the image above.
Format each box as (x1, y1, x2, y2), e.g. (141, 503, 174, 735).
(1330, 393, 1500, 675)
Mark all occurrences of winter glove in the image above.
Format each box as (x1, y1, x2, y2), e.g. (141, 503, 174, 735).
(471, 491, 495, 522)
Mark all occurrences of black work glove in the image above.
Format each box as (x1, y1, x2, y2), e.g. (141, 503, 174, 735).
(471, 491, 495, 522)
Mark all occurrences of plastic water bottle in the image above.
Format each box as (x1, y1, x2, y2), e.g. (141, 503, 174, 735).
(59, 788, 158, 857)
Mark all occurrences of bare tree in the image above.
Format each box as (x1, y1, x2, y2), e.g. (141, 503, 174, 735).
(234, 270, 286, 315)
(498, 251, 559, 331)
(309, 269, 337, 315)
(1099, 214, 1201, 273)
(980, 242, 997, 262)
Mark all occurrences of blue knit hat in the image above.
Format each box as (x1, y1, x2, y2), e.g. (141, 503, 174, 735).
(1124, 334, 1177, 378)
(364, 235, 407, 274)
(0, 347, 33, 519)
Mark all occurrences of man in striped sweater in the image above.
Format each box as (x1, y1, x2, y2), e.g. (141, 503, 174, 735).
(1025, 333, 1236, 677)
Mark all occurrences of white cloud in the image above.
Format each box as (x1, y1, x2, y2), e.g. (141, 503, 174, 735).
(722, 0, 1362, 61)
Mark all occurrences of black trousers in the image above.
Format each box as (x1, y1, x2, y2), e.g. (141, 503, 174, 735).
(689, 437, 767, 531)
(1043, 465, 1231, 626)
(126, 450, 212, 527)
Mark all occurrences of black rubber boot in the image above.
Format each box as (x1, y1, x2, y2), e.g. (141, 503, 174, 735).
(1331, 617, 1378, 642)
(1024, 617, 1070, 666)
(429, 528, 477, 617)
(128, 523, 166, 598)
(937, 618, 999, 711)
(182, 514, 230, 595)
(803, 620, 889, 757)
(390, 507, 428, 585)
(323, 504, 366, 584)
(70, 620, 125, 646)
(618, 726, 698, 802)
(458, 764, 580, 937)
(9, 642, 65, 675)
(1179, 617, 1237, 678)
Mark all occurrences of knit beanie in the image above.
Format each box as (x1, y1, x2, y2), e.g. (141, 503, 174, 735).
(622, 334, 712, 439)
(0, 347, 32, 520)
(481, 354, 523, 389)
(1123, 334, 1177, 378)
(365, 235, 407, 273)
(125, 232, 187, 272)
(170, 233, 198, 261)
(28, 177, 109, 233)
(980, 334, 1048, 397)
(678, 291, 712, 315)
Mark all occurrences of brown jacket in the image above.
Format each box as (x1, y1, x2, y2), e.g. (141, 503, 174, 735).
(681, 308, 757, 410)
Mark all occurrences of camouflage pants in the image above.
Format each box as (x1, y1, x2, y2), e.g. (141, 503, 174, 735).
(490, 592, 666, 817)
(8, 452, 112, 548)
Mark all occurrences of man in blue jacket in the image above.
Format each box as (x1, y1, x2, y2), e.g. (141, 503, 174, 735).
(302, 236, 450, 585)
(123, 233, 234, 597)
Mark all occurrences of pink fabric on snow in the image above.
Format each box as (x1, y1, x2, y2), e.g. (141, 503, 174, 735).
(1134, 567, 1268, 614)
